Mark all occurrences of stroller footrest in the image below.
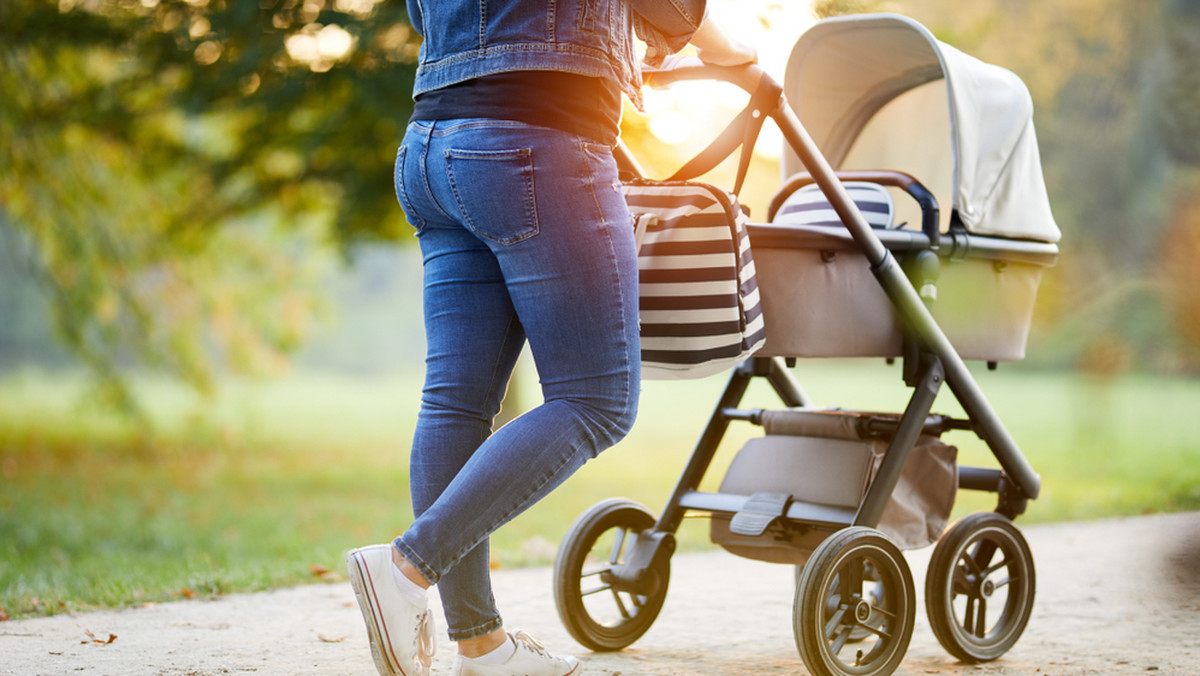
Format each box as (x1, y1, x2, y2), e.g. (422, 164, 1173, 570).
(729, 491, 791, 536)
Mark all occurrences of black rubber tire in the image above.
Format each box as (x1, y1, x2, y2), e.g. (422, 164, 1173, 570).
(793, 527, 916, 676)
(924, 511, 1036, 662)
(552, 498, 669, 651)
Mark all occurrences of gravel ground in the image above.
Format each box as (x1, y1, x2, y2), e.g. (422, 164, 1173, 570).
(2, 511, 1198, 675)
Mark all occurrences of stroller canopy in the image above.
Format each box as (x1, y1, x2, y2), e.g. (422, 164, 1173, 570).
(782, 14, 1060, 243)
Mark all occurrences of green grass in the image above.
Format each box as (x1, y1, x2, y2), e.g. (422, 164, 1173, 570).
(2, 361, 1199, 620)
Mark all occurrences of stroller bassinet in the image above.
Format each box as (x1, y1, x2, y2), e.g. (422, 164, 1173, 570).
(757, 13, 1060, 362)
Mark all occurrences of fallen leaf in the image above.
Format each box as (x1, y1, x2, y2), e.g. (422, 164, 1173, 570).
(309, 563, 341, 582)
(180, 588, 196, 599)
(80, 629, 117, 645)
(0, 605, 9, 622)
(317, 634, 346, 643)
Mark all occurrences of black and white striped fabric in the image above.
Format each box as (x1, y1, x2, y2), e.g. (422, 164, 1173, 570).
(622, 179, 767, 379)
(773, 181, 895, 228)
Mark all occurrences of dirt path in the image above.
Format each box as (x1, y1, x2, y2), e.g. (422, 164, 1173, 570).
(3, 511, 1198, 675)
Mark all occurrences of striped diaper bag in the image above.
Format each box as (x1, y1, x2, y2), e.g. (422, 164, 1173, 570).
(622, 179, 767, 379)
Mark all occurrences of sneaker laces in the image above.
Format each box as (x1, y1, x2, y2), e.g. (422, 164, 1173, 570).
(415, 609, 436, 673)
(511, 630, 551, 658)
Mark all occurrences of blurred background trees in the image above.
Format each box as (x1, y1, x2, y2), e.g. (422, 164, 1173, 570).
(3, 0, 1200, 409)
(1, 0, 419, 409)
(900, 0, 1200, 375)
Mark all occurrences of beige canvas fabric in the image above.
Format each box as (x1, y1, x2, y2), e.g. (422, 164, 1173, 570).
(780, 13, 1060, 243)
(749, 228, 1047, 361)
(710, 410, 957, 563)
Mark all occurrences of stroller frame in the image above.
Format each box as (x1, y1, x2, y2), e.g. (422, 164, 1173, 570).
(554, 60, 1045, 676)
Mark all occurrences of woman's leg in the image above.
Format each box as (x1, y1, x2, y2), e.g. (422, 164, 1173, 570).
(395, 119, 640, 642)
(407, 222, 525, 640)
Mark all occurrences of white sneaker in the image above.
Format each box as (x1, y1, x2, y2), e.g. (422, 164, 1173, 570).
(347, 545, 436, 676)
(451, 631, 580, 676)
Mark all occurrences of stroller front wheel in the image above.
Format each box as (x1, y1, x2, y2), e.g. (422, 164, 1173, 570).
(793, 526, 916, 676)
(553, 498, 671, 651)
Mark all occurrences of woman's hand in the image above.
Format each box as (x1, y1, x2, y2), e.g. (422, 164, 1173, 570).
(689, 15, 757, 67)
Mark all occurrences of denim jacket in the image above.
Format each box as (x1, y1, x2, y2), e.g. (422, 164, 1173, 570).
(406, 0, 706, 109)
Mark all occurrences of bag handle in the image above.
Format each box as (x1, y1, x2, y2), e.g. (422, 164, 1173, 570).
(666, 74, 784, 196)
(632, 213, 654, 253)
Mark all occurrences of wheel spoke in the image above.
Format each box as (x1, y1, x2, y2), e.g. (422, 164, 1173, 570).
(855, 619, 893, 640)
(983, 555, 1010, 577)
(952, 563, 973, 595)
(829, 624, 853, 657)
(962, 548, 985, 578)
(973, 596, 988, 638)
(823, 604, 849, 640)
(610, 588, 631, 620)
(969, 540, 999, 573)
(964, 595, 977, 635)
(993, 574, 1014, 590)
(871, 602, 898, 625)
(844, 559, 865, 593)
(581, 583, 612, 597)
(580, 565, 610, 578)
(608, 528, 628, 565)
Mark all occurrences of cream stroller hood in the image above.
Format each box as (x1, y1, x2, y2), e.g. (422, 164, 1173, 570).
(781, 14, 1061, 243)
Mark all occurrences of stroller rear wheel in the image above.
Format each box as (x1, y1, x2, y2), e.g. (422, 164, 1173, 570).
(793, 526, 915, 676)
(553, 498, 670, 651)
(925, 511, 1036, 662)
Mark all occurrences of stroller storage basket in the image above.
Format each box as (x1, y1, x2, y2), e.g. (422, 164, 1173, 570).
(711, 409, 957, 565)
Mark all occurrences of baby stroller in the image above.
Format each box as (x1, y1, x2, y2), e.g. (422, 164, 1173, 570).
(552, 14, 1061, 676)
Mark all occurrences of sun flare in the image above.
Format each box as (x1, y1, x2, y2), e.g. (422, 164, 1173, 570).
(642, 0, 815, 160)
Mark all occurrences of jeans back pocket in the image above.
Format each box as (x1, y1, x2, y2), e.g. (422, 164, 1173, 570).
(445, 147, 540, 246)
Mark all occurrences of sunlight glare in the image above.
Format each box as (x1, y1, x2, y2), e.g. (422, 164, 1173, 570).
(643, 1, 814, 158)
(648, 109, 694, 146)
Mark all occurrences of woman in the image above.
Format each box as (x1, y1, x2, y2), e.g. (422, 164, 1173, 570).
(346, 2, 755, 675)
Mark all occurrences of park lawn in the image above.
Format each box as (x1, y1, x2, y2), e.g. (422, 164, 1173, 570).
(2, 361, 1198, 620)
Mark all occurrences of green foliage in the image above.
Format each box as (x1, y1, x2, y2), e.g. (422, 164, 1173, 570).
(0, 0, 420, 409)
(811, 0, 887, 19)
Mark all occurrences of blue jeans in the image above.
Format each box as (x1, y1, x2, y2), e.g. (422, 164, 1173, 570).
(391, 119, 641, 641)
